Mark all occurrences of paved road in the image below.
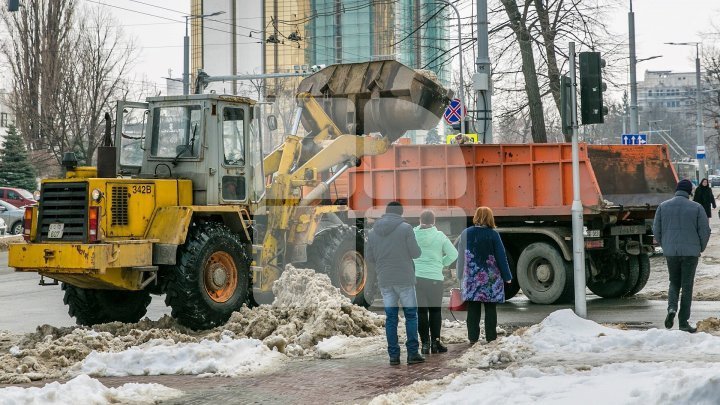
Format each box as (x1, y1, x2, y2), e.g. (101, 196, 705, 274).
(3, 250, 720, 334)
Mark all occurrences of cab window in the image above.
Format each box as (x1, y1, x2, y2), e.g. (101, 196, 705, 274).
(150, 105, 202, 158)
(222, 107, 244, 166)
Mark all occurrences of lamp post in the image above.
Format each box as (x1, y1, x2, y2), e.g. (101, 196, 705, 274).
(666, 41, 705, 180)
(184, 11, 225, 95)
(434, 0, 465, 136)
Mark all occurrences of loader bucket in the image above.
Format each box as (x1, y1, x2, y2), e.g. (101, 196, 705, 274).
(297, 60, 453, 142)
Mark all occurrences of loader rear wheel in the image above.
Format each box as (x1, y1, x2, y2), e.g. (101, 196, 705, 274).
(587, 255, 640, 298)
(306, 225, 371, 306)
(62, 284, 151, 326)
(517, 242, 573, 304)
(165, 222, 251, 330)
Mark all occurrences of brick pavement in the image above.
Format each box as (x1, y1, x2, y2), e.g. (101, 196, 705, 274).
(156, 343, 467, 404)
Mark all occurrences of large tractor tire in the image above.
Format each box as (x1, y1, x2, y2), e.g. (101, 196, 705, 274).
(165, 222, 251, 330)
(306, 225, 372, 307)
(587, 254, 639, 298)
(504, 251, 521, 300)
(517, 242, 573, 304)
(62, 284, 151, 326)
(627, 254, 651, 296)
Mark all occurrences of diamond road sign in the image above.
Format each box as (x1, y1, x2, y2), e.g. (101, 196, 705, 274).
(621, 134, 647, 145)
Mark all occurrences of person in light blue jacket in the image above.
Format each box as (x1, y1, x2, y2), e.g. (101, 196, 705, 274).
(413, 210, 458, 355)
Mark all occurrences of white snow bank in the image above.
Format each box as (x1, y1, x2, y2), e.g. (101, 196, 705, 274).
(0, 374, 182, 405)
(372, 362, 720, 405)
(77, 333, 284, 377)
(315, 335, 386, 359)
(528, 309, 720, 356)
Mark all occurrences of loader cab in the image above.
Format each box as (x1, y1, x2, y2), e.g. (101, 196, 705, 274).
(115, 94, 264, 206)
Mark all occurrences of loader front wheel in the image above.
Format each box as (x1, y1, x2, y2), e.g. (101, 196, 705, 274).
(306, 225, 371, 306)
(62, 284, 151, 326)
(165, 222, 250, 330)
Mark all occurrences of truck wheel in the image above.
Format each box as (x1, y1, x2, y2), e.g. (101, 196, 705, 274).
(587, 255, 639, 298)
(306, 225, 370, 306)
(504, 251, 520, 300)
(165, 222, 251, 330)
(517, 242, 573, 304)
(62, 284, 151, 326)
(627, 254, 650, 296)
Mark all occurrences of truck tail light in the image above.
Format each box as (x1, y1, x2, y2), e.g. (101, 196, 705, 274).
(89, 207, 99, 242)
(22, 207, 33, 241)
(585, 239, 604, 249)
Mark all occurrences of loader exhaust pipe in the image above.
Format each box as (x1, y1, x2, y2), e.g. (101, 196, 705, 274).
(97, 112, 117, 178)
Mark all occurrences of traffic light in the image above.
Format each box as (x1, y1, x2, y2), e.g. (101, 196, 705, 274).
(559, 75, 572, 136)
(579, 52, 608, 125)
(8, 0, 19, 12)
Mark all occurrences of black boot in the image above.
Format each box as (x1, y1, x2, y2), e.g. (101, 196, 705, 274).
(421, 342, 430, 355)
(664, 310, 676, 329)
(431, 339, 447, 353)
(407, 352, 426, 364)
(679, 323, 697, 333)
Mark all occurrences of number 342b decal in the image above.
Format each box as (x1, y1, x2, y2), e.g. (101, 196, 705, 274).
(131, 185, 153, 194)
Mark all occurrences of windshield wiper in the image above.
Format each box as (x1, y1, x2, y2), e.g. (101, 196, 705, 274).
(172, 122, 198, 166)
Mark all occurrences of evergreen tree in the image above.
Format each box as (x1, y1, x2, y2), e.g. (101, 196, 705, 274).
(0, 125, 37, 191)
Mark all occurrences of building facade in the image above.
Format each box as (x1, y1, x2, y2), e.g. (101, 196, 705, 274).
(637, 70, 702, 114)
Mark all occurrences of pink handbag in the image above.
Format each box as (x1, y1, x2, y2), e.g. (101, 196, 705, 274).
(449, 288, 467, 311)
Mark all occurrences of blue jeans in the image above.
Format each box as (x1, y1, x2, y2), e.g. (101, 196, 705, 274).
(380, 285, 419, 359)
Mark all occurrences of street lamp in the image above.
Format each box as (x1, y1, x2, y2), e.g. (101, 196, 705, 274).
(433, 0, 466, 136)
(184, 11, 225, 95)
(665, 41, 705, 180)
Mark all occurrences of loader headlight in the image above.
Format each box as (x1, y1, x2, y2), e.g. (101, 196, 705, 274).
(91, 189, 103, 202)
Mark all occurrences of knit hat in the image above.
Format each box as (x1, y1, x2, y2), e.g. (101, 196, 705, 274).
(676, 179, 693, 195)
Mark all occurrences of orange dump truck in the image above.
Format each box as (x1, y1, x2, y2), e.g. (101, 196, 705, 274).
(334, 143, 677, 304)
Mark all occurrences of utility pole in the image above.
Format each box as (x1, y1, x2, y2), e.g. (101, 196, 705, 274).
(628, 0, 639, 135)
(475, 0, 492, 143)
(569, 42, 587, 319)
(184, 11, 225, 95)
(435, 0, 466, 136)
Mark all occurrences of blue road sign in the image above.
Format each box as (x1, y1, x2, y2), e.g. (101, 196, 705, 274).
(444, 98, 466, 125)
(697, 146, 706, 159)
(621, 134, 647, 145)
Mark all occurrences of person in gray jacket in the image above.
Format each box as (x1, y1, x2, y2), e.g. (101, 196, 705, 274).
(653, 179, 711, 333)
(366, 201, 424, 365)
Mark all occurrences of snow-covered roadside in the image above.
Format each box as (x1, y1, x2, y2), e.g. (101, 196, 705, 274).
(0, 374, 182, 405)
(371, 310, 720, 404)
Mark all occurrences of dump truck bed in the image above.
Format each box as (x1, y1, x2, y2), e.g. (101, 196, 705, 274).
(342, 143, 677, 220)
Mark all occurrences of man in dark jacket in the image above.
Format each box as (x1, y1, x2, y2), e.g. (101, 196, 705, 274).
(653, 179, 712, 333)
(366, 202, 424, 365)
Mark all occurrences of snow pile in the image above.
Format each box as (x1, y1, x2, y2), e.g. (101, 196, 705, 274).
(217, 266, 384, 354)
(0, 318, 198, 384)
(0, 266, 384, 382)
(371, 362, 720, 405)
(697, 317, 720, 335)
(381, 310, 720, 404)
(0, 374, 182, 405)
(77, 332, 284, 377)
(315, 335, 386, 359)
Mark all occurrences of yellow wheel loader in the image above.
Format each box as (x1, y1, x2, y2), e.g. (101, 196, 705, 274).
(8, 61, 451, 330)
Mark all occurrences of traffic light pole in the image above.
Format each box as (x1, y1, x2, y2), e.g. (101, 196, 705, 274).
(569, 42, 587, 319)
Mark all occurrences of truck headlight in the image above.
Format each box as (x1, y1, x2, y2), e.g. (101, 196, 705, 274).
(91, 189, 103, 202)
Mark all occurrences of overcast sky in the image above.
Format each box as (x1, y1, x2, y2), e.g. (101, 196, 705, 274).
(96, 0, 719, 94)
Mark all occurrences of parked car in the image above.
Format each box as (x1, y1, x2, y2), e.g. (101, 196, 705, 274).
(0, 187, 36, 208)
(0, 200, 25, 235)
(710, 175, 720, 187)
(0, 217, 6, 236)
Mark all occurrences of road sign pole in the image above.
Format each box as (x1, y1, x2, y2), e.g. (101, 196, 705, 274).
(569, 42, 587, 319)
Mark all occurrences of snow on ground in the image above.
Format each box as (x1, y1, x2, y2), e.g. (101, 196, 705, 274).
(0, 374, 182, 405)
(372, 309, 720, 404)
(77, 332, 285, 378)
(0, 266, 384, 383)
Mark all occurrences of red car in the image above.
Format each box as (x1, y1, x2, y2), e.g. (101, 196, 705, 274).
(0, 187, 36, 208)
